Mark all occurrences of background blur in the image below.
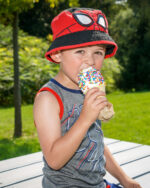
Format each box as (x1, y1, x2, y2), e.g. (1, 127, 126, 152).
(0, 0, 150, 160)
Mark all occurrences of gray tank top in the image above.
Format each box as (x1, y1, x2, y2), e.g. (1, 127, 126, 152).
(38, 79, 106, 188)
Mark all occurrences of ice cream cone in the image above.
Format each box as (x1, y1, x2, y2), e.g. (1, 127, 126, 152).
(97, 84, 115, 121)
(78, 67, 115, 122)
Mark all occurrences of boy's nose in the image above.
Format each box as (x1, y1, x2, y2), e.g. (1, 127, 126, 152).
(84, 54, 95, 66)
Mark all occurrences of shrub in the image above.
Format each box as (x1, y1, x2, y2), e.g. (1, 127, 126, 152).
(0, 24, 59, 106)
(101, 58, 121, 93)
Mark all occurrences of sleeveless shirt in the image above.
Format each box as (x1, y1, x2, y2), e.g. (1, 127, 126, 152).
(38, 79, 106, 188)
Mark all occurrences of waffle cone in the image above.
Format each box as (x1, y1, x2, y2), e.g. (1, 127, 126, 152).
(97, 85, 115, 121)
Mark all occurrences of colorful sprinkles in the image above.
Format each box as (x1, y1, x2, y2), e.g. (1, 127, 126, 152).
(78, 67, 105, 93)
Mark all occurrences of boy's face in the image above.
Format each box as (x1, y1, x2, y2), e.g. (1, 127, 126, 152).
(51, 45, 106, 89)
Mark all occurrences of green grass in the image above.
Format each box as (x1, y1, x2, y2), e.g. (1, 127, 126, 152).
(0, 105, 40, 160)
(104, 91, 150, 144)
(0, 91, 150, 160)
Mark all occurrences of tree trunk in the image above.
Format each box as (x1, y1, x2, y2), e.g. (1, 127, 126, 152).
(13, 11, 22, 138)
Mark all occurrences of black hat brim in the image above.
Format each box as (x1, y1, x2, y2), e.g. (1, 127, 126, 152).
(45, 30, 118, 63)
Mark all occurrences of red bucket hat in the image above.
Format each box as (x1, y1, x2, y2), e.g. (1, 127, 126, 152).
(45, 8, 118, 63)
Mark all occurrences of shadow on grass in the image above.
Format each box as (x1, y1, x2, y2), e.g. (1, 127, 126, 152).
(0, 138, 41, 160)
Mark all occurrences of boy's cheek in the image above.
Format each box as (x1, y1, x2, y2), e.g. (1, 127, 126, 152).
(96, 62, 104, 70)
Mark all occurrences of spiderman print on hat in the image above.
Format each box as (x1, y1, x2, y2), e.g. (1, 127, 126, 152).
(45, 8, 118, 63)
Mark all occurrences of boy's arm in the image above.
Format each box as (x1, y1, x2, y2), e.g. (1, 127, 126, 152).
(104, 144, 142, 188)
(33, 88, 107, 170)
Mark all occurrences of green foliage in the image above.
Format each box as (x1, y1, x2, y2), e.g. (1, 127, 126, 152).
(19, 0, 80, 37)
(48, 0, 79, 8)
(110, 7, 137, 72)
(0, 0, 37, 25)
(0, 0, 66, 25)
(0, 24, 59, 106)
(111, 1, 150, 91)
(101, 58, 122, 93)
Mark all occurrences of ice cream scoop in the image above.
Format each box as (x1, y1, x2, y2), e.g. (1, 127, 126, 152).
(78, 67, 114, 122)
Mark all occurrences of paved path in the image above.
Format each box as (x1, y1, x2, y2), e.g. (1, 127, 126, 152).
(0, 138, 150, 188)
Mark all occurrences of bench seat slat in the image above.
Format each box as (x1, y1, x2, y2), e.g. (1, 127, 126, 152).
(3, 176, 43, 188)
(107, 141, 141, 154)
(113, 145, 150, 165)
(0, 138, 149, 188)
(0, 152, 43, 173)
(104, 157, 150, 187)
(0, 162, 43, 187)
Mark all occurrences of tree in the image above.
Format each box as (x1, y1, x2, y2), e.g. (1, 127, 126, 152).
(111, 0, 150, 91)
(0, 0, 78, 137)
(0, 23, 59, 106)
(0, 0, 39, 137)
(0, 0, 79, 138)
(19, 0, 80, 38)
(126, 0, 150, 91)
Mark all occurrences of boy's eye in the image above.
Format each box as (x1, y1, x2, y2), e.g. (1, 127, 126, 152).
(95, 51, 103, 55)
(76, 50, 85, 54)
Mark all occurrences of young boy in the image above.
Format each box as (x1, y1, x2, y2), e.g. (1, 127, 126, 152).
(33, 8, 142, 188)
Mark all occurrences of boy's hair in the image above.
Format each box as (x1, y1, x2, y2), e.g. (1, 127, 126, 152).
(45, 8, 118, 63)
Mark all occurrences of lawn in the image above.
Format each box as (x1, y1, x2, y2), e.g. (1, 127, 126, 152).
(0, 105, 40, 160)
(0, 91, 150, 160)
(104, 91, 150, 144)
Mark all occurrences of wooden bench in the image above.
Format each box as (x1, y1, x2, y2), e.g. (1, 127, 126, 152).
(0, 138, 150, 188)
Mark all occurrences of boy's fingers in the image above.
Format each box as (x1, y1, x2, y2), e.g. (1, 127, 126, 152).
(95, 98, 108, 108)
(87, 93, 107, 104)
(85, 87, 105, 98)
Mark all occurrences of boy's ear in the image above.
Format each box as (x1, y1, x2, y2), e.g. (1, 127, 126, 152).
(51, 51, 61, 63)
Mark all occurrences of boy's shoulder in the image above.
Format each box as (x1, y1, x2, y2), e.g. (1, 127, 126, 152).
(34, 79, 64, 119)
(34, 87, 60, 117)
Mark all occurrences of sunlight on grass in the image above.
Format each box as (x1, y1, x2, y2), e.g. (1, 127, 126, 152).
(0, 105, 40, 160)
(104, 91, 150, 144)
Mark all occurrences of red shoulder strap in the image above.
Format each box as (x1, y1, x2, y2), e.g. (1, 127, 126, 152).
(36, 87, 64, 120)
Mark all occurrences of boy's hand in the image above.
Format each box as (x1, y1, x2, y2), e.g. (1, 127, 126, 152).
(80, 87, 109, 126)
(121, 176, 142, 188)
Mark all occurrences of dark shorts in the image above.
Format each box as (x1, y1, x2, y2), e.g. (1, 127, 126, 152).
(104, 179, 123, 188)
